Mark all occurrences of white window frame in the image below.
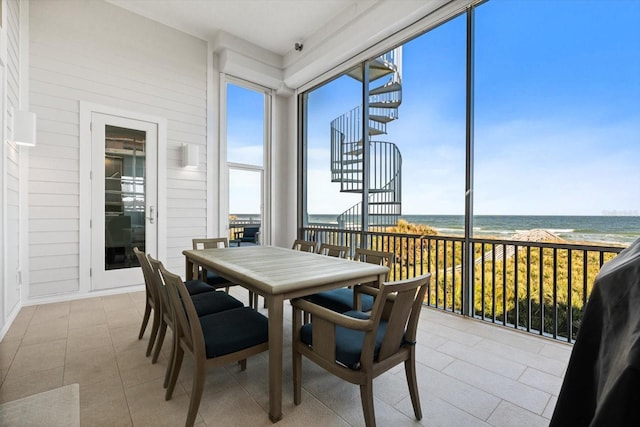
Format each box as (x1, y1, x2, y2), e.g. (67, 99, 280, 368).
(219, 75, 272, 245)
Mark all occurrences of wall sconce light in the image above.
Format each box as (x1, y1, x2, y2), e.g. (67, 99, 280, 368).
(181, 143, 199, 168)
(12, 110, 37, 147)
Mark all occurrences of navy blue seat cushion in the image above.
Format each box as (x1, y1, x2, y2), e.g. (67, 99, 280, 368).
(184, 279, 216, 295)
(205, 270, 230, 287)
(199, 307, 268, 358)
(300, 311, 388, 369)
(305, 288, 374, 313)
(190, 291, 243, 317)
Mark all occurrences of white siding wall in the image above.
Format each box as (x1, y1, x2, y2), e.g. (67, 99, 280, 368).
(3, 0, 23, 324)
(28, 0, 208, 298)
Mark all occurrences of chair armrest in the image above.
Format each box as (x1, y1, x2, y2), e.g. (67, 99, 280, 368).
(292, 298, 374, 332)
(354, 284, 380, 297)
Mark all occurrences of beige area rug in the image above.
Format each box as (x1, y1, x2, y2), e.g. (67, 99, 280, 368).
(0, 384, 80, 427)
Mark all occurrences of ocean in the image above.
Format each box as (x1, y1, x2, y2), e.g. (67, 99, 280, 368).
(306, 214, 640, 246)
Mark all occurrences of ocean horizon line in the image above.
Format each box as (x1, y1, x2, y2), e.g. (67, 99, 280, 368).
(230, 213, 639, 245)
(309, 213, 640, 217)
(302, 214, 640, 246)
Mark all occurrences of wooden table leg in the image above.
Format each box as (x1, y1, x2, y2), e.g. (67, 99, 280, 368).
(267, 294, 284, 422)
(185, 257, 195, 280)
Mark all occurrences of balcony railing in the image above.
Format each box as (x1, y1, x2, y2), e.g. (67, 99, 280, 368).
(301, 225, 624, 343)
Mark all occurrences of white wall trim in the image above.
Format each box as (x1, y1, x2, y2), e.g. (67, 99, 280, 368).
(217, 73, 228, 236)
(0, 301, 20, 342)
(218, 48, 283, 90)
(263, 89, 273, 246)
(18, 0, 29, 303)
(79, 101, 167, 294)
(206, 45, 220, 237)
(22, 285, 145, 307)
(0, 0, 7, 326)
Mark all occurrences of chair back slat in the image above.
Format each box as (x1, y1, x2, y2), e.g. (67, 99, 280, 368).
(355, 248, 394, 280)
(159, 264, 203, 355)
(292, 239, 317, 252)
(192, 238, 229, 278)
(317, 243, 349, 258)
(147, 255, 172, 319)
(192, 238, 229, 249)
(373, 274, 430, 362)
(133, 247, 160, 304)
(404, 279, 430, 344)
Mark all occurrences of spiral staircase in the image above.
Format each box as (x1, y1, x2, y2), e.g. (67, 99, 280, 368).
(330, 48, 403, 229)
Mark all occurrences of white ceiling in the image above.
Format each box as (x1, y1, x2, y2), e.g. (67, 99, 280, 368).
(106, 0, 370, 56)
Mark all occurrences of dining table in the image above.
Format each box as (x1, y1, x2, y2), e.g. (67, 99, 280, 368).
(182, 245, 389, 422)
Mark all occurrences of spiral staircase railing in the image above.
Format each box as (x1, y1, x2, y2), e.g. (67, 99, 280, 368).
(330, 48, 403, 229)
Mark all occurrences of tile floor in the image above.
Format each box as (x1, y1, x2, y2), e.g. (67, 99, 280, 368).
(0, 287, 571, 426)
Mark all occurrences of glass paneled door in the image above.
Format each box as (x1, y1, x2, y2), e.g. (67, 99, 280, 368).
(91, 113, 157, 290)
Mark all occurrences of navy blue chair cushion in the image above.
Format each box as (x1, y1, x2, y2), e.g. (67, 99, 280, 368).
(184, 279, 216, 295)
(190, 291, 243, 317)
(205, 270, 230, 286)
(199, 307, 269, 358)
(305, 288, 374, 313)
(300, 310, 388, 369)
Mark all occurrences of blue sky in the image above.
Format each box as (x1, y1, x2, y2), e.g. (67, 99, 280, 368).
(226, 84, 264, 215)
(232, 0, 640, 217)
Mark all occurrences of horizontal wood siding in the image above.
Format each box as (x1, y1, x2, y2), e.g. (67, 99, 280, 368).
(4, 0, 22, 316)
(29, 0, 208, 297)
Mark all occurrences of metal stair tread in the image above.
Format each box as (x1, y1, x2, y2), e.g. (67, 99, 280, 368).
(369, 82, 402, 95)
(369, 101, 401, 108)
(344, 149, 363, 156)
(346, 59, 395, 81)
(342, 158, 362, 165)
(369, 115, 394, 123)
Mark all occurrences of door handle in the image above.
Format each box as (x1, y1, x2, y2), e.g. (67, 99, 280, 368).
(147, 206, 155, 224)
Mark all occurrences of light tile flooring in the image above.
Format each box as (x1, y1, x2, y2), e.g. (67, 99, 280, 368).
(0, 287, 571, 426)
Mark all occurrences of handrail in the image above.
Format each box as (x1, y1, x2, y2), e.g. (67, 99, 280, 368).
(301, 225, 624, 343)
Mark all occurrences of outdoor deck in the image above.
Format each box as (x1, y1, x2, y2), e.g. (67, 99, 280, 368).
(0, 287, 570, 426)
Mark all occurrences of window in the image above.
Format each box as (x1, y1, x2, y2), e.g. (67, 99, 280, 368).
(303, 66, 363, 228)
(301, 16, 466, 234)
(225, 80, 270, 243)
(474, 0, 640, 226)
(301, 0, 640, 240)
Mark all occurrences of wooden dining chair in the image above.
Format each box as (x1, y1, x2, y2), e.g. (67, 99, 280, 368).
(292, 273, 431, 427)
(192, 237, 257, 308)
(135, 244, 234, 359)
(133, 247, 162, 357)
(192, 238, 232, 291)
(317, 243, 350, 258)
(305, 248, 394, 313)
(298, 243, 351, 322)
(159, 264, 269, 427)
(292, 239, 317, 252)
(146, 255, 243, 372)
